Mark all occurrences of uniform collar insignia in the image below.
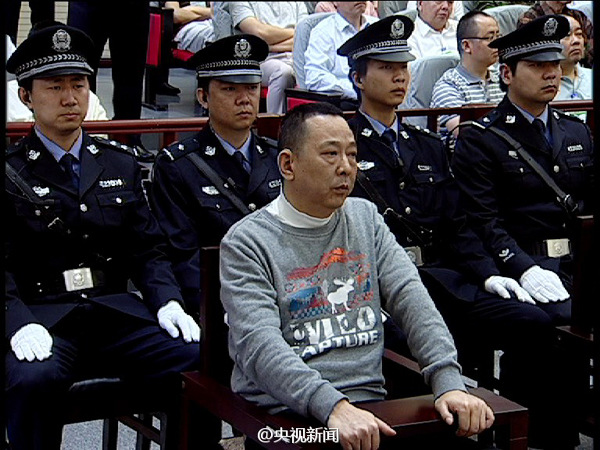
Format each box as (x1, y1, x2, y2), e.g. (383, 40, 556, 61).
(483, 116, 491, 123)
(400, 130, 410, 140)
(508, 150, 518, 159)
(33, 186, 50, 197)
(505, 114, 516, 124)
(357, 160, 375, 171)
(257, 144, 264, 154)
(87, 143, 99, 154)
(268, 179, 282, 189)
(553, 111, 560, 120)
(178, 143, 185, 151)
(27, 149, 41, 161)
(205, 146, 216, 156)
(361, 128, 373, 137)
(202, 186, 220, 195)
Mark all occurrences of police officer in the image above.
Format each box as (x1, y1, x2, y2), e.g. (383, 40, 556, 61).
(5, 23, 200, 450)
(339, 15, 581, 450)
(454, 15, 594, 320)
(149, 34, 281, 314)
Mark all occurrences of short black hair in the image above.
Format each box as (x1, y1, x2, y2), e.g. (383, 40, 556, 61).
(456, 10, 494, 56)
(348, 58, 370, 103)
(279, 102, 345, 153)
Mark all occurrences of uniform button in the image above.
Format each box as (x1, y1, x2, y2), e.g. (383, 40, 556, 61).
(35, 210, 41, 216)
(248, 203, 257, 211)
(81, 293, 88, 299)
(429, 176, 434, 183)
(80, 204, 88, 212)
(82, 234, 89, 240)
(563, 223, 567, 229)
(519, 167, 524, 173)
(553, 165, 560, 173)
(115, 196, 123, 204)
(215, 203, 221, 210)
(405, 207, 411, 215)
(399, 182, 405, 190)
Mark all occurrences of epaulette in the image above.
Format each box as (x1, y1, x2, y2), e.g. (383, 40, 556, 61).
(91, 136, 136, 155)
(6, 138, 26, 156)
(477, 109, 501, 128)
(404, 123, 442, 140)
(159, 137, 202, 162)
(551, 108, 584, 124)
(257, 135, 278, 149)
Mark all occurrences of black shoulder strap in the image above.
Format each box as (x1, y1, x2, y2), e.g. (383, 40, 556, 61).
(5, 161, 71, 234)
(185, 152, 252, 216)
(356, 171, 432, 246)
(460, 121, 578, 217)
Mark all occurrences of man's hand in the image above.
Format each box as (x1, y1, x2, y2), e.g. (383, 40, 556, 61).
(327, 399, 396, 450)
(519, 265, 570, 303)
(484, 275, 535, 304)
(434, 390, 495, 437)
(157, 300, 201, 343)
(10, 323, 53, 362)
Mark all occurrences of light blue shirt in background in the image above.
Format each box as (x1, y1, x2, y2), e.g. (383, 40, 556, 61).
(305, 13, 377, 99)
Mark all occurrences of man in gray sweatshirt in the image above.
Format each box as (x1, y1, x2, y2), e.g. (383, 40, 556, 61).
(220, 102, 494, 450)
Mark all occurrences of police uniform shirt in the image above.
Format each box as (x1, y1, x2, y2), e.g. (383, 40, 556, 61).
(149, 125, 281, 310)
(452, 96, 594, 279)
(5, 131, 184, 338)
(349, 112, 499, 285)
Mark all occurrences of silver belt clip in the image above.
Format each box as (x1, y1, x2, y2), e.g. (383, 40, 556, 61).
(63, 268, 94, 292)
(545, 238, 571, 258)
(404, 246, 424, 267)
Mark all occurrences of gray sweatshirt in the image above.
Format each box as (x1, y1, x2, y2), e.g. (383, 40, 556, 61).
(220, 197, 465, 425)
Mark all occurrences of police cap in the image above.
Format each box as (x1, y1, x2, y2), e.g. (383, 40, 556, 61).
(490, 15, 569, 63)
(337, 15, 415, 63)
(187, 34, 268, 84)
(6, 22, 95, 83)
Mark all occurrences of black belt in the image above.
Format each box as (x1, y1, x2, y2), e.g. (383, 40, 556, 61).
(522, 238, 572, 258)
(22, 268, 127, 298)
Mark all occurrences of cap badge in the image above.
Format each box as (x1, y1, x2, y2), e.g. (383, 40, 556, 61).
(234, 38, 251, 58)
(52, 29, 72, 52)
(543, 18, 558, 37)
(390, 19, 404, 39)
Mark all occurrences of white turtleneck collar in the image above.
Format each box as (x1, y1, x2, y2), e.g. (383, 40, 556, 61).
(266, 191, 334, 228)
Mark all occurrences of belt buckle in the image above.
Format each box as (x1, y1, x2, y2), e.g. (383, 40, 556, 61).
(545, 238, 571, 258)
(404, 246, 424, 267)
(63, 268, 94, 292)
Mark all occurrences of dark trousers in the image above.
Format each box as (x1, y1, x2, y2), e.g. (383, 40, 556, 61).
(421, 272, 581, 449)
(67, 1, 149, 121)
(6, 0, 55, 45)
(5, 303, 200, 450)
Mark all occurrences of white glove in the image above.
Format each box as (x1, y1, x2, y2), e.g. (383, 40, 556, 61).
(10, 323, 53, 362)
(157, 300, 201, 343)
(519, 265, 570, 304)
(484, 275, 535, 305)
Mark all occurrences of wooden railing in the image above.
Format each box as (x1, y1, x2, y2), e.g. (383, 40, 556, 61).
(6, 100, 593, 147)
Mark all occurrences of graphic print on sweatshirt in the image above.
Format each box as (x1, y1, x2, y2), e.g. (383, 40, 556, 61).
(284, 247, 380, 360)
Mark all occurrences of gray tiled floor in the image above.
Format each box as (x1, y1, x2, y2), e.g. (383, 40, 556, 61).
(60, 68, 594, 450)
